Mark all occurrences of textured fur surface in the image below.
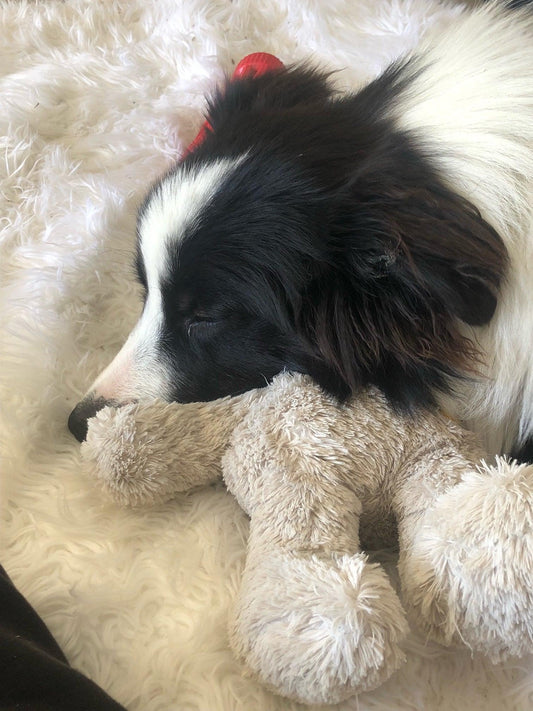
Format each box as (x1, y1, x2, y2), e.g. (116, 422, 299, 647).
(68, 0, 533, 457)
(2, 1, 533, 710)
(82, 372, 533, 704)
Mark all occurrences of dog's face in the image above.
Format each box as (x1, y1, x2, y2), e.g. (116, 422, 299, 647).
(130, 154, 341, 405)
(68, 147, 344, 441)
(68, 65, 507, 442)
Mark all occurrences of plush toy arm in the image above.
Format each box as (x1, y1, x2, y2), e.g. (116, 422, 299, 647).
(81, 391, 259, 507)
(394, 426, 533, 662)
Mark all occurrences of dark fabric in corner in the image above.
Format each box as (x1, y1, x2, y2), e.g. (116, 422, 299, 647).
(0, 565, 127, 711)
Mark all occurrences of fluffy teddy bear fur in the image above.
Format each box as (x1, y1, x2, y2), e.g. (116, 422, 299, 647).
(82, 372, 533, 705)
(2, 1, 533, 710)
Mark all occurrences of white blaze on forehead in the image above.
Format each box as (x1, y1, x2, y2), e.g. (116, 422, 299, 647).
(138, 157, 243, 290)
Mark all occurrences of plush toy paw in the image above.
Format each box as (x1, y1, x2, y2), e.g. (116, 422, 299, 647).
(229, 547, 408, 705)
(81, 403, 182, 506)
(81, 400, 226, 506)
(399, 458, 533, 661)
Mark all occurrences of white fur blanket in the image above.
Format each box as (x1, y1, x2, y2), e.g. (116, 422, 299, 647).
(1, 1, 532, 709)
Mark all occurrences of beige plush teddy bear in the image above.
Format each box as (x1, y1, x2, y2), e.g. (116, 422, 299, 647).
(81, 372, 533, 706)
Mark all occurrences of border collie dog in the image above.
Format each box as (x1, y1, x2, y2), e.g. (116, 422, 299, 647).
(69, 2, 533, 460)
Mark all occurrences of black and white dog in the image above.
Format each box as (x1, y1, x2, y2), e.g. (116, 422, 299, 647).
(69, 1, 533, 460)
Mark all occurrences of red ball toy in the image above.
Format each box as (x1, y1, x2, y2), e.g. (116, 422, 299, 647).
(232, 52, 284, 80)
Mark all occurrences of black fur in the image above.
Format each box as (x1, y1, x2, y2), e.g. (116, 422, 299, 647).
(137, 63, 508, 410)
(511, 437, 533, 465)
(506, 0, 533, 9)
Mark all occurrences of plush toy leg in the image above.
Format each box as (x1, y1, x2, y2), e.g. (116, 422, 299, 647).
(397, 456, 533, 661)
(228, 512, 408, 705)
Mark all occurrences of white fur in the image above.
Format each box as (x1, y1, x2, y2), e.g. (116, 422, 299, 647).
(89, 288, 172, 403)
(2, 1, 532, 710)
(81, 372, 533, 702)
(138, 158, 241, 287)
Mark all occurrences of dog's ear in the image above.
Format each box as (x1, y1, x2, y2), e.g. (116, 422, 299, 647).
(347, 180, 507, 327)
(297, 180, 508, 407)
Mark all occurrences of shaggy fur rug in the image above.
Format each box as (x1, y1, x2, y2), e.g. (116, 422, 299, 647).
(1, 1, 532, 709)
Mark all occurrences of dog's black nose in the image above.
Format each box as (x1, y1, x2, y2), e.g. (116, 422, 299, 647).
(68, 396, 108, 442)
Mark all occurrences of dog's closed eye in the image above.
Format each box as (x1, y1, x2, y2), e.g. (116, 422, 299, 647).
(186, 316, 223, 338)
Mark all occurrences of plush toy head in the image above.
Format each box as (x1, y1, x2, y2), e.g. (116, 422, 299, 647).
(82, 373, 533, 705)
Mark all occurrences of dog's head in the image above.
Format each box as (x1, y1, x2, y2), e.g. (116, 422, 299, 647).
(68, 64, 507, 441)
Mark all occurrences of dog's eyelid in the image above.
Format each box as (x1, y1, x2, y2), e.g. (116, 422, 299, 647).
(191, 312, 215, 321)
(186, 314, 224, 337)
